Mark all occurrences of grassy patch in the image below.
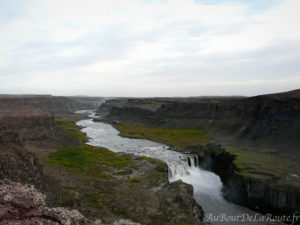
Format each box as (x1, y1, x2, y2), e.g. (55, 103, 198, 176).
(97, 172, 111, 179)
(115, 123, 300, 188)
(86, 193, 102, 208)
(227, 146, 300, 187)
(54, 116, 87, 143)
(115, 170, 133, 175)
(116, 124, 208, 151)
(141, 157, 166, 173)
(130, 178, 141, 183)
(102, 156, 133, 168)
(46, 145, 133, 171)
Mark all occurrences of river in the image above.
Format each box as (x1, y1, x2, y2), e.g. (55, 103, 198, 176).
(76, 110, 265, 225)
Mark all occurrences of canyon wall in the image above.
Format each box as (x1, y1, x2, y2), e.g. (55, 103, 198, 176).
(99, 90, 300, 152)
(98, 89, 300, 219)
(0, 95, 104, 115)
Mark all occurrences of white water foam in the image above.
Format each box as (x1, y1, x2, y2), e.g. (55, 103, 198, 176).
(76, 111, 265, 225)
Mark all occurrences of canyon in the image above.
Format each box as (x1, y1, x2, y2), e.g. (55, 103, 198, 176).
(97, 89, 300, 222)
(0, 95, 207, 225)
(0, 91, 298, 224)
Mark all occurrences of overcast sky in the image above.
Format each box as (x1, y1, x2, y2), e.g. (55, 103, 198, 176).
(0, 0, 300, 97)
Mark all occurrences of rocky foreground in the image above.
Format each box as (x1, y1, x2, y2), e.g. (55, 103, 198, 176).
(0, 179, 140, 225)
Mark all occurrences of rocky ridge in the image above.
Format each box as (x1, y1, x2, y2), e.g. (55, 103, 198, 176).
(99, 90, 300, 152)
(0, 95, 104, 115)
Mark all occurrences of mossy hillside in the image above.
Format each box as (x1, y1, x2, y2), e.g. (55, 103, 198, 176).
(227, 146, 300, 188)
(116, 123, 208, 151)
(47, 145, 133, 171)
(54, 117, 87, 143)
(45, 144, 187, 224)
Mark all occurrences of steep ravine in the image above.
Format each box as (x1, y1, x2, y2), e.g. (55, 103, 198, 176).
(0, 102, 207, 224)
(97, 91, 300, 224)
(192, 144, 300, 218)
(77, 112, 266, 225)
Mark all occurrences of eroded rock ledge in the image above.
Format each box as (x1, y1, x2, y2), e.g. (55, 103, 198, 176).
(0, 179, 140, 225)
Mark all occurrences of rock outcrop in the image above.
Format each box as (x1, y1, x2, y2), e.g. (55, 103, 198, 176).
(0, 146, 43, 187)
(99, 89, 300, 152)
(0, 179, 140, 225)
(0, 106, 53, 144)
(194, 143, 300, 218)
(0, 95, 104, 115)
(0, 106, 52, 186)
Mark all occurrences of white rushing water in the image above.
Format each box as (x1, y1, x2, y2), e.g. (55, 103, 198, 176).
(76, 111, 265, 225)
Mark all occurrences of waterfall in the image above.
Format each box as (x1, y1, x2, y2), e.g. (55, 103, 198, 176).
(76, 110, 265, 225)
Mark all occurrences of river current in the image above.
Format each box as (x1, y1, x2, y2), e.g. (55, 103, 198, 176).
(76, 110, 265, 225)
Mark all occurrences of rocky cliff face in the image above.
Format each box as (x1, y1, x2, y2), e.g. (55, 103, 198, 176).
(193, 143, 300, 218)
(0, 179, 140, 225)
(0, 95, 104, 115)
(0, 106, 54, 144)
(99, 90, 300, 152)
(0, 146, 43, 187)
(0, 106, 54, 186)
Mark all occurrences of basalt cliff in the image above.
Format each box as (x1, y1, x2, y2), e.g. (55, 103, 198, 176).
(98, 89, 300, 221)
(99, 90, 300, 152)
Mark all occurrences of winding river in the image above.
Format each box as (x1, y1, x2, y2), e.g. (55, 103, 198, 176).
(76, 110, 265, 225)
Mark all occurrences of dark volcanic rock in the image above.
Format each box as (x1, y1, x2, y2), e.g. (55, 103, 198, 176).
(157, 180, 204, 224)
(0, 106, 54, 144)
(0, 179, 95, 225)
(0, 95, 104, 115)
(99, 89, 300, 153)
(0, 107, 53, 186)
(0, 146, 43, 187)
(0, 179, 141, 225)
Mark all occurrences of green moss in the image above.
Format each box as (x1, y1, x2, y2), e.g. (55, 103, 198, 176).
(115, 170, 133, 175)
(47, 145, 94, 169)
(115, 123, 300, 188)
(130, 178, 141, 183)
(141, 157, 166, 173)
(227, 146, 300, 187)
(54, 116, 87, 143)
(87, 193, 101, 203)
(97, 172, 111, 179)
(46, 145, 132, 171)
(102, 156, 133, 168)
(116, 124, 208, 151)
(86, 193, 102, 208)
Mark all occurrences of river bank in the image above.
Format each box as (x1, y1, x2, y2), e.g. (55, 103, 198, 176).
(78, 111, 273, 225)
(96, 91, 300, 224)
(0, 96, 208, 225)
